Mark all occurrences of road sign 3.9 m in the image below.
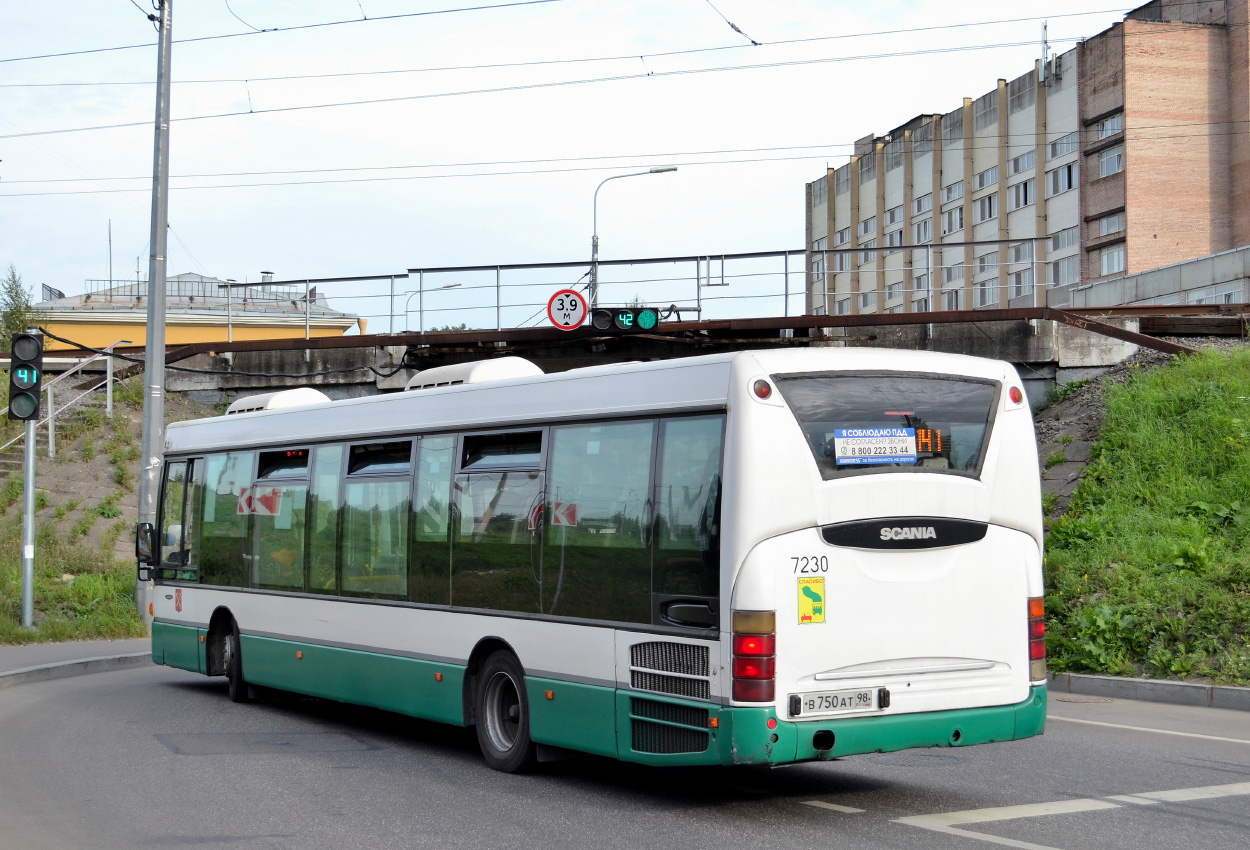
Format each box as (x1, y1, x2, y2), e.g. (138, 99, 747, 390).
(547, 290, 588, 331)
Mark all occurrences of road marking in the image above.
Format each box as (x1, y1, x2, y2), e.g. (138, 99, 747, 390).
(1049, 714, 1250, 745)
(891, 780, 1250, 850)
(801, 800, 864, 814)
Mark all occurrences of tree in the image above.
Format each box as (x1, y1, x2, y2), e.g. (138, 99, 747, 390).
(1, 264, 42, 341)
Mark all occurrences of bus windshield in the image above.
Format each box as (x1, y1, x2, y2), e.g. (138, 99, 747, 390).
(775, 373, 998, 478)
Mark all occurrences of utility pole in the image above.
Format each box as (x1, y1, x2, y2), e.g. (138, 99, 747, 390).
(136, 0, 173, 624)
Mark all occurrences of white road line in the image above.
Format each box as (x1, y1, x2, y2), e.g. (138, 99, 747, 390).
(1048, 714, 1250, 744)
(891, 780, 1250, 850)
(801, 800, 865, 814)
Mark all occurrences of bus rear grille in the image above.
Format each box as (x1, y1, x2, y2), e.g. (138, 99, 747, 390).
(630, 670, 710, 700)
(631, 719, 710, 755)
(631, 642, 709, 676)
(631, 697, 709, 728)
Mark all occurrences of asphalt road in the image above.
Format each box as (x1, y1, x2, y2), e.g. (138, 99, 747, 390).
(0, 665, 1247, 850)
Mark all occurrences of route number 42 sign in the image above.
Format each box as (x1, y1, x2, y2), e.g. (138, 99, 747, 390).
(547, 289, 588, 331)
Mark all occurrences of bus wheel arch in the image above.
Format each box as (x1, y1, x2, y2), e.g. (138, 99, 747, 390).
(462, 637, 514, 726)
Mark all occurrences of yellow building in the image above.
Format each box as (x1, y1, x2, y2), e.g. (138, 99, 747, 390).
(35, 273, 362, 351)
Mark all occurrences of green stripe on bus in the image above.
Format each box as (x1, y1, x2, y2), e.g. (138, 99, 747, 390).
(152, 621, 205, 674)
(526, 677, 618, 758)
(239, 634, 466, 726)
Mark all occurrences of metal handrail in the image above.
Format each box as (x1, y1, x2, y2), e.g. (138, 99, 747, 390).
(0, 339, 131, 456)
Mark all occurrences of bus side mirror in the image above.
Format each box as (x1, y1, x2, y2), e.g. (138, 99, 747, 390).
(136, 522, 157, 576)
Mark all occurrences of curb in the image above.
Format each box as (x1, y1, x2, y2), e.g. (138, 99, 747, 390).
(1050, 671, 1250, 712)
(0, 652, 152, 690)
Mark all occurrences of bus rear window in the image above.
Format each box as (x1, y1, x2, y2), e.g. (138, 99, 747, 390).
(775, 373, 997, 478)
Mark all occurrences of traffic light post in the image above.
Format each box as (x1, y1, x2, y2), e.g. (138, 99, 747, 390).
(8, 331, 43, 629)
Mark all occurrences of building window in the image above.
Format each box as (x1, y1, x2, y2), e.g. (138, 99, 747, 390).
(858, 290, 877, 310)
(942, 108, 964, 143)
(942, 181, 964, 203)
(884, 305, 904, 314)
(884, 205, 903, 226)
(886, 282, 903, 301)
(977, 251, 999, 275)
(858, 216, 877, 237)
(1010, 268, 1034, 298)
(835, 298, 851, 315)
(1009, 150, 1036, 176)
(813, 236, 827, 252)
(913, 193, 933, 216)
(834, 227, 851, 245)
(914, 296, 930, 311)
(1047, 162, 1078, 196)
(885, 229, 904, 249)
(1098, 145, 1124, 178)
(812, 177, 828, 207)
(1050, 226, 1079, 251)
(914, 273, 930, 294)
(833, 252, 852, 272)
(858, 240, 877, 265)
(1097, 114, 1123, 139)
(973, 166, 998, 190)
(973, 91, 998, 131)
(975, 278, 999, 307)
(1098, 212, 1126, 236)
(834, 165, 851, 195)
(1009, 242, 1034, 264)
(1050, 255, 1080, 286)
(1100, 243, 1126, 275)
(942, 289, 963, 310)
(1008, 71, 1035, 114)
(974, 193, 998, 223)
(941, 206, 964, 235)
(1187, 282, 1243, 304)
(859, 155, 876, 184)
(943, 264, 964, 284)
(885, 139, 905, 172)
(914, 218, 932, 243)
(1049, 132, 1078, 158)
(1008, 179, 1035, 211)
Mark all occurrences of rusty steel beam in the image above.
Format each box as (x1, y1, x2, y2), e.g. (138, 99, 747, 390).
(1043, 308, 1197, 356)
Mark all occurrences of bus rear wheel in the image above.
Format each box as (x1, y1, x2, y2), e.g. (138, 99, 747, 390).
(223, 624, 251, 704)
(475, 651, 537, 773)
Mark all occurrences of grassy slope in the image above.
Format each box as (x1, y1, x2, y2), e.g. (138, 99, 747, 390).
(1046, 348, 1250, 685)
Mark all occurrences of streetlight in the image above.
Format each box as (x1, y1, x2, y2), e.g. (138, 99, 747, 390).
(405, 280, 462, 332)
(590, 166, 677, 309)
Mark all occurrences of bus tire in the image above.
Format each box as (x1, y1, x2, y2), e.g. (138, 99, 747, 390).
(474, 651, 537, 773)
(223, 623, 251, 704)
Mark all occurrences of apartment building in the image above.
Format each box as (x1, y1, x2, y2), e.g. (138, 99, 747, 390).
(805, 0, 1250, 315)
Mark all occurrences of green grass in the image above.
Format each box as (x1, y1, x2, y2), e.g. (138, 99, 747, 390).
(1039, 378, 1090, 411)
(0, 512, 145, 643)
(1044, 449, 1067, 469)
(1046, 349, 1250, 685)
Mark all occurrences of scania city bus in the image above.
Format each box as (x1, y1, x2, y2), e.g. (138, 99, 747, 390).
(138, 348, 1047, 772)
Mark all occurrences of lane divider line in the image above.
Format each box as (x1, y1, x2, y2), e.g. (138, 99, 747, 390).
(1048, 714, 1250, 745)
(801, 800, 864, 814)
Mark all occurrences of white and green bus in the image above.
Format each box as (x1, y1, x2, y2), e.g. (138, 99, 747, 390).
(138, 348, 1047, 772)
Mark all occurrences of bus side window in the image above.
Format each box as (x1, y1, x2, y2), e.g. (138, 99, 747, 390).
(411, 436, 454, 605)
(199, 451, 254, 588)
(308, 444, 344, 594)
(653, 415, 724, 609)
(252, 449, 310, 590)
(341, 442, 412, 598)
(543, 421, 653, 623)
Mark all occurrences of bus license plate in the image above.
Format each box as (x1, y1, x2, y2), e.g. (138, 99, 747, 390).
(799, 688, 877, 715)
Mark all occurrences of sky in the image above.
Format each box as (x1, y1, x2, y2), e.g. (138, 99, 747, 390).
(1, 0, 1131, 332)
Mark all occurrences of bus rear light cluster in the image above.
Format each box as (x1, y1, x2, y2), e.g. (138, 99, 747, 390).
(1028, 596, 1047, 681)
(732, 610, 776, 702)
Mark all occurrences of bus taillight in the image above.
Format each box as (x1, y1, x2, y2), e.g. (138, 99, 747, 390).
(732, 610, 776, 702)
(1028, 596, 1047, 681)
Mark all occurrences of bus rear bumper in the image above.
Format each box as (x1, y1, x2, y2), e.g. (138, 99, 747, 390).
(726, 684, 1047, 765)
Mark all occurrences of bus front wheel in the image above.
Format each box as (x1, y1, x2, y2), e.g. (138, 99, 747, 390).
(475, 651, 537, 773)
(223, 624, 251, 704)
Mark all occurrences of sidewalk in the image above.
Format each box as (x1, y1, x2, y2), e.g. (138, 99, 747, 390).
(0, 638, 151, 689)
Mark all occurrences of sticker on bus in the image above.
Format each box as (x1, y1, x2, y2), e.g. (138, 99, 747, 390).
(798, 577, 825, 624)
(832, 427, 917, 465)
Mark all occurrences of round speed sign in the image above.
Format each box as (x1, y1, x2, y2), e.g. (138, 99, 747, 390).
(547, 289, 588, 331)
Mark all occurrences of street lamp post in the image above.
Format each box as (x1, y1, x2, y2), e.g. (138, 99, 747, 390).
(590, 166, 676, 309)
(404, 280, 462, 332)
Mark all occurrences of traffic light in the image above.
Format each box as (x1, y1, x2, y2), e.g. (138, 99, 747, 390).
(590, 307, 661, 333)
(8, 332, 43, 421)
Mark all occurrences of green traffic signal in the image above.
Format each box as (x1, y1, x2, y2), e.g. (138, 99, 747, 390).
(591, 307, 663, 335)
(8, 332, 43, 421)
